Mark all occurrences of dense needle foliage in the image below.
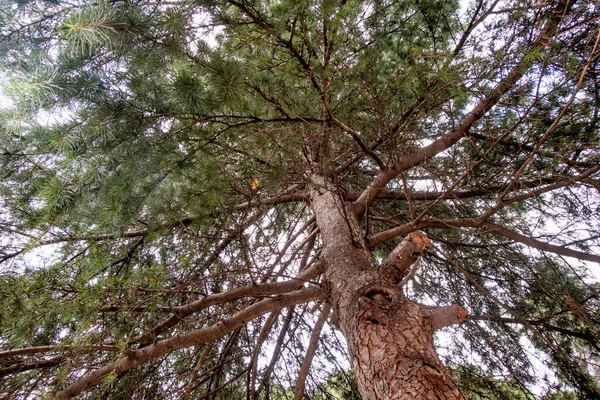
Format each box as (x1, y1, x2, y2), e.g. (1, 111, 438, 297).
(1, 0, 599, 398)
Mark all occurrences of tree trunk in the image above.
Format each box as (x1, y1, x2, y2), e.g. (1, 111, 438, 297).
(310, 174, 467, 399)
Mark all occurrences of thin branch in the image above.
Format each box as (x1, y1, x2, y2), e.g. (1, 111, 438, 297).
(481, 222, 600, 264)
(0, 218, 192, 263)
(369, 216, 600, 264)
(0, 345, 123, 361)
(368, 165, 600, 247)
(232, 174, 579, 210)
(331, 118, 386, 170)
(249, 311, 279, 400)
(181, 343, 214, 400)
(469, 132, 598, 169)
(494, 26, 600, 202)
(293, 303, 332, 400)
(262, 217, 316, 279)
(469, 315, 600, 351)
(256, 307, 295, 398)
(0, 358, 63, 378)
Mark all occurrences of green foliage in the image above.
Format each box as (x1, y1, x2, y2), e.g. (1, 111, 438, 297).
(1, 0, 600, 399)
(314, 370, 361, 400)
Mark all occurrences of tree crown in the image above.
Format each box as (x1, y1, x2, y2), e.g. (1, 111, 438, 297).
(1, 0, 600, 398)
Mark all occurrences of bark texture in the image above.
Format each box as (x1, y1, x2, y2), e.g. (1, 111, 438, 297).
(310, 174, 466, 399)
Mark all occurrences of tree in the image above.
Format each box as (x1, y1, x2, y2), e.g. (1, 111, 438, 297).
(1, 0, 599, 398)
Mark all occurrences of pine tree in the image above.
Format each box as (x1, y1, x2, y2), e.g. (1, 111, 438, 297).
(1, 0, 599, 398)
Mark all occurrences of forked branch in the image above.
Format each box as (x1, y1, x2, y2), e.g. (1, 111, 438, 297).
(351, 0, 574, 217)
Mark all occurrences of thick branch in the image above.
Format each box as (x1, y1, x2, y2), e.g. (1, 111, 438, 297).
(351, 0, 573, 217)
(54, 286, 326, 399)
(132, 261, 325, 346)
(430, 305, 469, 331)
(379, 232, 431, 283)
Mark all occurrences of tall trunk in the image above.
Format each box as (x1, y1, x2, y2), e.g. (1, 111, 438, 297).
(310, 174, 467, 399)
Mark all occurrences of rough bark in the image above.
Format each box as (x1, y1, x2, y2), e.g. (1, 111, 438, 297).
(310, 174, 467, 399)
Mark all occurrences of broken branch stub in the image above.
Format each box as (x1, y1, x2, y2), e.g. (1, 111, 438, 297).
(430, 305, 469, 331)
(380, 232, 431, 283)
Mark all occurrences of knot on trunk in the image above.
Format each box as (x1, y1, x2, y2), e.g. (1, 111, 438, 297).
(421, 362, 446, 382)
(358, 285, 402, 325)
(361, 285, 397, 306)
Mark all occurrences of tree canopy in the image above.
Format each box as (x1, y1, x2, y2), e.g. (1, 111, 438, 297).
(1, 0, 600, 398)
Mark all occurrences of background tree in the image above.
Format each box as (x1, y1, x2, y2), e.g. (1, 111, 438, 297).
(1, 0, 600, 398)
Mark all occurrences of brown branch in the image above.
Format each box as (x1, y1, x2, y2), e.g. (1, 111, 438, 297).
(481, 222, 600, 264)
(430, 305, 469, 331)
(262, 217, 316, 279)
(434, 245, 593, 378)
(502, 165, 600, 205)
(200, 367, 250, 400)
(347, 177, 560, 201)
(231, 172, 590, 211)
(351, 0, 574, 217)
(469, 132, 598, 169)
(379, 232, 431, 283)
(493, 26, 600, 202)
(476, 164, 600, 222)
(0, 345, 122, 360)
(227, 1, 323, 95)
(331, 118, 386, 170)
(369, 216, 600, 264)
(197, 228, 239, 274)
(0, 218, 192, 260)
(256, 307, 295, 398)
(249, 311, 279, 400)
(451, 0, 493, 57)
(293, 303, 332, 400)
(432, 243, 535, 328)
(181, 343, 214, 400)
(368, 164, 600, 247)
(367, 223, 418, 248)
(468, 315, 600, 351)
(54, 286, 326, 399)
(132, 261, 325, 347)
(0, 358, 63, 378)
(268, 227, 320, 280)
